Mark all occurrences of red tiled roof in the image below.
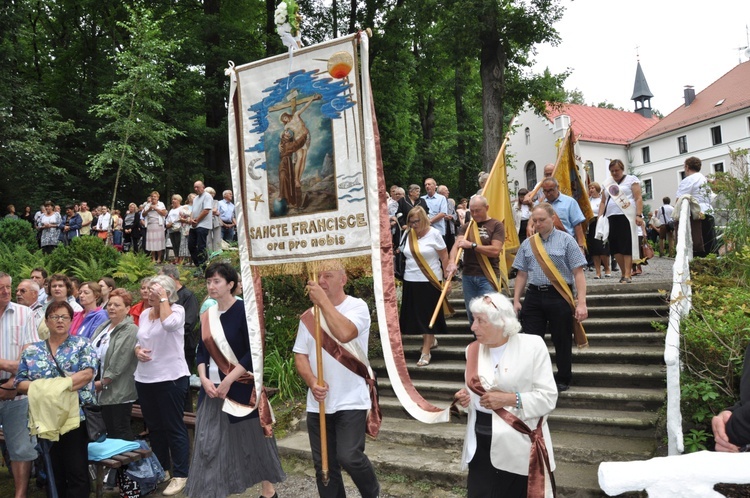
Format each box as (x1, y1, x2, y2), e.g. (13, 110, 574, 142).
(633, 60, 750, 142)
(547, 104, 660, 145)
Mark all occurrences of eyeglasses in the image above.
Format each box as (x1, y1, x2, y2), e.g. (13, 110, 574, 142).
(408, 219, 420, 225)
(48, 315, 71, 322)
(482, 295, 498, 310)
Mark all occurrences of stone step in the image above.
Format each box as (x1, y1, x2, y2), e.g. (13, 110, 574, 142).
(376, 398, 658, 437)
(277, 427, 644, 496)
(443, 316, 667, 334)
(395, 344, 664, 365)
(376, 379, 664, 411)
(402, 331, 665, 348)
(371, 360, 666, 389)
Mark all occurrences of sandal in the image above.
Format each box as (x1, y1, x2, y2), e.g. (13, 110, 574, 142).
(431, 338, 439, 349)
(619, 277, 632, 284)
(593, 275, 602, 280)
(604, 273, 613, 278)
(417, 353, 431, 367)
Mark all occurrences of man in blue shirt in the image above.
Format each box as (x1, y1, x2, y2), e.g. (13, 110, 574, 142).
(421, 178, 448, 236)
(541, 178, 586, 254)
(513, 204, 588, 392)
(217, 190, 236, 243)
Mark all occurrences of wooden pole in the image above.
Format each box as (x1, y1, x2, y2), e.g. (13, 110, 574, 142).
(312, 269, 329, 485)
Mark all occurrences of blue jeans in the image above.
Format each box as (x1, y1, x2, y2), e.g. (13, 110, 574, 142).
(221, 226, 235, 243)
(188, 227, 209, 269)
(462, 275, 497, 324)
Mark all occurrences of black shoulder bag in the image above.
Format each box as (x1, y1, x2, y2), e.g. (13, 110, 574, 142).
(45, 340, 107, 443)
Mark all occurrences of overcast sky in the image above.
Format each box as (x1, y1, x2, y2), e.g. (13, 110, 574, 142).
(532, 0, 750, 116)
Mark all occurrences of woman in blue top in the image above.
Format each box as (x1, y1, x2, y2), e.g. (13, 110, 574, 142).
(185, 262, 285, 498)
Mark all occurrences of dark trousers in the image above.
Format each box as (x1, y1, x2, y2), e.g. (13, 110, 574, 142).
(136, 377, 190, 477)
(188, 227, 209, 269)
(520, 286, 574, 385)
(102, 402, 134, 441)
(306, 410, 379, 498)
(468, 414, 528, 498)
(698, 215, 717, 257)
(50, 423, 90, 498)
(169, 231, 181, 259)
(443, 232, 455, 254)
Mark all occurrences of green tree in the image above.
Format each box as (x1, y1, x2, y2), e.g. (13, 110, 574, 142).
(88, 3, 183, 210)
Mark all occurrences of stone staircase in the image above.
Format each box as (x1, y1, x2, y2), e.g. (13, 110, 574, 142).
(277, 280, 669, 497)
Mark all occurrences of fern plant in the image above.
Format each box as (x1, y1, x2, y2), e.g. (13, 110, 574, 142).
(70, 257, 115, 282)
(112, 252, 157, 284)
(0, 242, 46, 282)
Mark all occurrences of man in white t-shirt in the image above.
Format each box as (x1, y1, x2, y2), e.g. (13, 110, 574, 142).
(675, 156, 715, 257)
(293, 262, 380, 498)
(188, 181, 213, 273)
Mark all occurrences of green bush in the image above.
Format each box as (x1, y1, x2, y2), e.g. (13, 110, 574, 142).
(0, 218, 38, 253)
(0, 242, 46, 283)
(45, 236, 120, 275)
(680, 254, 750, 451)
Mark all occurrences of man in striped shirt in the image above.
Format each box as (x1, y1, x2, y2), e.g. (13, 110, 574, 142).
(0, 272, 41, 498)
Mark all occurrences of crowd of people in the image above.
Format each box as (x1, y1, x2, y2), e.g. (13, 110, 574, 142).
(0, 157, 720, 498)
(0, 262, 285, 498)
(5, 181, 238, 275)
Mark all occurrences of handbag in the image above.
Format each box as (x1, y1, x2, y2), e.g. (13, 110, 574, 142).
(393, 230, 409, 281)
(45, 340, 107, 443)
(594, 215, 609, 241)
(642, 241, 655, 260)
(662, 207, 675, 232)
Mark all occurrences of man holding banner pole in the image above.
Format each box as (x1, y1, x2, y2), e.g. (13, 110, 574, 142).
(445, 195, 505, 325)
(293, 261, 381, 498)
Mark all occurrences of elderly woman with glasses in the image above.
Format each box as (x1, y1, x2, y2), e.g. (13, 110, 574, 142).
(399, 206, 450, 367)
(454, 293, 557, 498)
(134, 274, 191, 496)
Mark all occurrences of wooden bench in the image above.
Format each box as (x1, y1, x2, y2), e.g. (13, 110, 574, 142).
(1, 429, 153, 498)
(131, 404, 197, 430)
(91, 447, 152, 498)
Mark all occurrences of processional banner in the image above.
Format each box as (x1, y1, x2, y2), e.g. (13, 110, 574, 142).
(226, 32, 452, 429)
(228, 35, 371, 265)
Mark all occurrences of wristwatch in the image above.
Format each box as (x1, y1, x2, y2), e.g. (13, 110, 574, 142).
(471, 243, 477, 249)
(159, 298, 168, 303)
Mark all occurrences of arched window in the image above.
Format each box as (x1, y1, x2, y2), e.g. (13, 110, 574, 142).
(585, 160, 594, 183)
(525, 161, 537, 189)
(525, 127, 531, 145)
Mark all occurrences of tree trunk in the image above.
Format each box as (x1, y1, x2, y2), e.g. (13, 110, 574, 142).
(418, 93, 436, 175)
(332, 0, 338, 38)
(265, 0, 277, 57)
(204, 0, 228, 178)
(479, 34, 505, 172)
(348, 0, 357, 33)
(454, 58, 470, 195)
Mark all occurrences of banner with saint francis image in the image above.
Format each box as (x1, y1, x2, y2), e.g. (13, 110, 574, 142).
(227, 34, 371, 265)
(226, 32, 452, 432)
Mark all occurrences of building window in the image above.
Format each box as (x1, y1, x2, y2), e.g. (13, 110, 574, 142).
(642, 147, 651, 163)
(525, 127, 531, 145)
(711, 126, 722, 145)
(677, 135, 688, 154)
(553, 115, 570, 132)
(713, 162, 724, 173)
(584, 160, 594, 182)
(641, 178, 653, 201)
(679, 170, 686, 181)
(525, 161, 537, 190)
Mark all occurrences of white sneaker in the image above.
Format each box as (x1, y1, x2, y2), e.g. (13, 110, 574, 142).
(163, 476, 187, 496)
(160, 471, 171, 484)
